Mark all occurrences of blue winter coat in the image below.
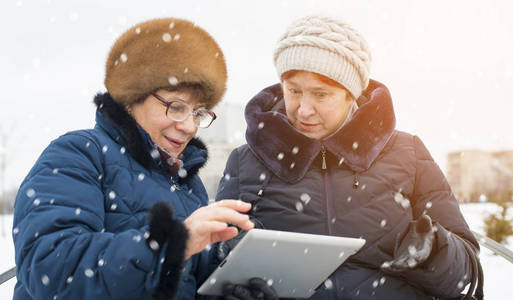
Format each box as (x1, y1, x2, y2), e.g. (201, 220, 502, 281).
(12, 93, 215, 300)
(216, 81, 479, 299)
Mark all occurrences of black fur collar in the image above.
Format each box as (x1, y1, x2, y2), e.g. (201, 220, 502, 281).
(93, 93, 208, 179)
(245, 79, 396, 183)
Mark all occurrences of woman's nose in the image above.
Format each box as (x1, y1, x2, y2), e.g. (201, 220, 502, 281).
(175, 114, 197, 134)
(297, 99, 316, 118)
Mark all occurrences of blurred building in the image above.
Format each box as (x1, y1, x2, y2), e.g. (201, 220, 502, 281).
(447, 150, 513, 203)
(196, 101, 246, 199)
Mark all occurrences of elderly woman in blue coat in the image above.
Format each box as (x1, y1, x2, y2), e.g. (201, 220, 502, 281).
(217, 16, 480, 299)
(12, 18, 253, 300)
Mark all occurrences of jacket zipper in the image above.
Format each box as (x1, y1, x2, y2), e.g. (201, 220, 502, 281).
(321, 144, 341, 296)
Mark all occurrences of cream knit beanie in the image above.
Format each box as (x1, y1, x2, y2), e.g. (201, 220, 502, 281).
(274, 16, 371, 99)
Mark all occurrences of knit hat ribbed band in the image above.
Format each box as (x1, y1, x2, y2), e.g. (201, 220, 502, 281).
(274, 16, 372, 99)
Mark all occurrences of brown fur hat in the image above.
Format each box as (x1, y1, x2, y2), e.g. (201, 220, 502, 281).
(104, 18, 227, 109)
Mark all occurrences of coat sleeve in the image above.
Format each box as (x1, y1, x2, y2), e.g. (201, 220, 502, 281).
(215, 148, 241, 201)
(12, 132, 181, 300)
(400, 135, 479, 298)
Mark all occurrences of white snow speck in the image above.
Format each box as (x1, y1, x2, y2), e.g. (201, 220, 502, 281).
(210, 278, 216, 285)
(133, 235, 142, 242)
(108, 191, 116, 199)
(347, 196, 352, 203)
(110, 203, 117, 211)
(135, 27, 141, 34)
(98, 259, 105, 267)
(457, 280, 464, 289)
(69, 12, 79, 22)
(160, 257, 165, 264)
(267, 279, 274, 286)
(84, 269, 94, 278)
(138, 173, 145, 181)
(52, 168, 59, 174)
(339, 251, 345, 258)
(215, 52, 219, 58)
(292, 146, 299, 154)
(168, 76, 178, 86)
(41, 275, 50, 286)
(277, 152, 284, 160)
(300, 193, 311, 204)
(352, 141, 359, 150)
(224, 173, 231, 180)
(13, 227, 19, 235)
(162, 33, 172, 42)
(120, 53, 127, 63)
(150, 149, 160, 159)
(50, 199, 55, 204)
(34, 232, 39, 238)
(174, 34, 180, 40)
(169, 22, 175, 29)
(303, 248, 309, 254)
(75, 208, 81, 215)
(102, 145, 108, 153)
(295, 201, 304, 212)
(372, 279, 379, 288)
(120, 147, 126, 154)
(26, 188, 35, 198)
(178, 168, 187, 178)
(149, 240, 160, 251)
(259, 173, 266, 181)
(85, 142, 90, 148)
(338, 157, 345, 166)
(144, 231, 150, 239)
(272, 241, 277, 247)
(324, 278, 333, 289)
(289, 162, 295, 169)
(258, 122, 264, 129)
(184, 67, 188, 73)
(331, 217, 336, 224)
(66, 276, 73, 284)
(380, 277, 386, 285)
(98, 174, 103, 181)
(33, 198, 40, 206)
(426, 201, 433, 209)
(380, 219, 387, 227)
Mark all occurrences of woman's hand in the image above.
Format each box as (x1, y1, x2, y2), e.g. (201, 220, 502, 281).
(184, 200, 254, 260)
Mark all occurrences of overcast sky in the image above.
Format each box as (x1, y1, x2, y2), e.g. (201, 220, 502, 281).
(1, 0, 513, 188)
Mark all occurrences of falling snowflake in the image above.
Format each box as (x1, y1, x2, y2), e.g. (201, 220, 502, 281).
(258, 122, 265, 129)
(137, 173, 145, 181)
(272, 241, 277, 247)
(120, 147, 126, 154)
(110, 203, 117, 211)
(295, 201, 304, 212)
(289, 162, 295, 169)
(300, 193, 311, 204)
(457, 280, 464, 289)
(303, 248, 309, 254)
(380, 219, 387, 227)
(426, 201, 432, 209)
(292, 146, 299, 154)
(26, 188, 35, 198)
(372, 279, 379, 288)
(41, 275, 50, 286)
(324, 279, 333, 289)
(259, 173, 266, 181)
(150, 149, 160, 159)
(168, 76, 179, 86)
(109, 191, 116, 199)
(347, 196, 352, 203)
(224, 173, 231, 180)
(84, 269, 94, 278)
(149, 240, 160, 251)
(277, 152, 284, 160)
(98, 259, 105, 267)
(66, 276, 73, 284)
(33, 198, 40, 206)
(267, 279, 274, 286)
(135, 27, 141, 34)
(120, 53, 127, 63)
(162, 33, 172, 42)
(52, 168, 59, 174)
(75, 208, 81, 215)
(352, 141, 359, 150)
(379, 277, 386, 285)
(13, 227, 19, 235)
(174, 34, 180, 40)
(102, 145, 108, 153)
(133, 235, 142, 242)
(85, 142, 90, 148)
(178, 168, 187, 178)
(209, 278, 216, 285)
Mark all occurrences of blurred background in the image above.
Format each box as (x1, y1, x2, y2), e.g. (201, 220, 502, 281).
(1, 0, 512, 298)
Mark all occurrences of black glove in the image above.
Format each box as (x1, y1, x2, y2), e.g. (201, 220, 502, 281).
(381, 214, 435, 272)
(223, 277, 278, 300)
(216, 217, 264, 263)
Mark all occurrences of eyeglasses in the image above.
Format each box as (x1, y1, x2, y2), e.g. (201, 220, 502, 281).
(151, 93, 216, 128)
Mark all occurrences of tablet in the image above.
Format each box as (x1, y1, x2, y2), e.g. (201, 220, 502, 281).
(197, 229, 366, 298)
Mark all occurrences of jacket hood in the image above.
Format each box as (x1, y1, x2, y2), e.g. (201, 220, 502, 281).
(245, 79, 396, 183)
(93, 92, 208, 179)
